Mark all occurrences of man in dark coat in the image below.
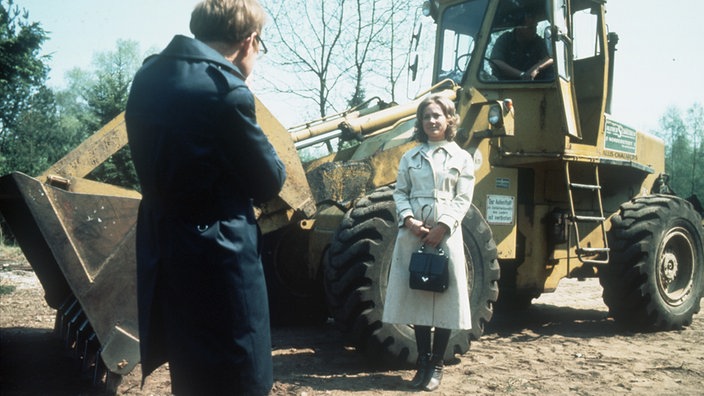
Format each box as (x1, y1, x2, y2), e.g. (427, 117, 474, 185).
(125, 1, 285, 394)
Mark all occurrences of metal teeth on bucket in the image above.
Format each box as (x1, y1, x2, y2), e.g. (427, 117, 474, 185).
(54, 294, 112, 388)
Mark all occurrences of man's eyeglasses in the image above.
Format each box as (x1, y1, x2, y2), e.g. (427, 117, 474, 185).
(255, 35, 268, 55)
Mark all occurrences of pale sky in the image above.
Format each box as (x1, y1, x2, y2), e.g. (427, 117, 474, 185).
(14, 0, 704, 132)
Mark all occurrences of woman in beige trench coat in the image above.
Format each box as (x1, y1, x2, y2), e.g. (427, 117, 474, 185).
(382, 94, 475, 391)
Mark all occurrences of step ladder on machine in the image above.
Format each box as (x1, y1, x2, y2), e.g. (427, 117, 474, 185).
(565, 162, 610, 264)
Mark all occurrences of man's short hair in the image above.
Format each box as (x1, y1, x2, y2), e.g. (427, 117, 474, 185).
(190, 0, 267, 44)
(520, 7, 540, 24)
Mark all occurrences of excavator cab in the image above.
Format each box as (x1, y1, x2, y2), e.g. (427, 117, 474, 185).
(429, 0, 616, 143)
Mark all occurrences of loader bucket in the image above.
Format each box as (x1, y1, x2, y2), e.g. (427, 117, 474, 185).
(0, 94, 316, 384)
(0, 171, 141, 377)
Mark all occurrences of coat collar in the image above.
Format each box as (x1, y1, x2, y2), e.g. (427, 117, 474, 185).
(153, 35, 246, 80)
(410, 140, 463, 159)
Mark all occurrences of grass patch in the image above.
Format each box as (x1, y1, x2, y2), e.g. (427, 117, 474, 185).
(0, 283, 16, 295)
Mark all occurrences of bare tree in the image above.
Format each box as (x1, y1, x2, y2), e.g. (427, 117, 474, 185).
(261, 0, 348, 118)
(360, 0, 417, 103)
(347, 0, 416, 106)
(258, 0, 418, 122)
(347, 0, 382, 107)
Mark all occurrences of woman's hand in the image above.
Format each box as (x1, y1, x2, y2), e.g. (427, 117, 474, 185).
(422, 223, 450, 248)
(405, 217, 430, 237)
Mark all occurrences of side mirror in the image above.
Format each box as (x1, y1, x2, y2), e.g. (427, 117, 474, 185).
(409, 54, 419, 81)
(543, 26, 553, 57)
(408, 21, 422, 82)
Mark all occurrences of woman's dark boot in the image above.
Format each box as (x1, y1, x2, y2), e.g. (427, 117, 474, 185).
(409, 353, 431, 389)
(422, 354, 444, 391)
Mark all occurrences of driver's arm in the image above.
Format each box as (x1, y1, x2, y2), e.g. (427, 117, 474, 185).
(491, 59, 524, 79)
(526, 56, 554, 80)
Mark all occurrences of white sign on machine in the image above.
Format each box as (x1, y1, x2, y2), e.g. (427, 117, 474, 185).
(486, 194, 515, 225)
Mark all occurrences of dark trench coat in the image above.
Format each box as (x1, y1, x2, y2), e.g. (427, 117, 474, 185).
(125, 35, 286, 395)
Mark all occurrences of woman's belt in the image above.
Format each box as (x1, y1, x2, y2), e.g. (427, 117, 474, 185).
(410, 190, 453, 200)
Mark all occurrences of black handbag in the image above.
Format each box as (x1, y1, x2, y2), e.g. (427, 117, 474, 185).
(409, 245, 449, 292)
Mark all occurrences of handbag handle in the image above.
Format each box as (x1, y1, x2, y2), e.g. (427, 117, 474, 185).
(418, 244, 445, 256)
(417, 205, 446, 256)
(420, 204, 432, 227)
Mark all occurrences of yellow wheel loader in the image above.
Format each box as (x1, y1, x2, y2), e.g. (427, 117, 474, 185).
(1, 0, 702, 389)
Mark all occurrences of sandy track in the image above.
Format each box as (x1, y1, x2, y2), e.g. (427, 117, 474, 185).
(2, 264, 703, 395)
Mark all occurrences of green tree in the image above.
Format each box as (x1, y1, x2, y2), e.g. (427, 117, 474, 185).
(683, 103, 703, 200)
(0, 0, 47, 131)
(0, 0, 67, 176)
(5, 87, 67, 176)
(58, 39, 144, 189)
(54, 68, 96, 144)
(87, 39, 141, 126)
(657, 103, 704, 201)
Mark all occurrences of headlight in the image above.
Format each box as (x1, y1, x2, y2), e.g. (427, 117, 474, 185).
(488, 105, 502, 126)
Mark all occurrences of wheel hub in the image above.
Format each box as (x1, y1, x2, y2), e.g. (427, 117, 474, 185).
(657, 228, 695, 306)
(659, 250, 678, 286)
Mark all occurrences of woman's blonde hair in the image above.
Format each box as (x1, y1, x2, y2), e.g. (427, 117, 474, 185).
(190, 0, 267, 45)
(412, 94, 460, 142)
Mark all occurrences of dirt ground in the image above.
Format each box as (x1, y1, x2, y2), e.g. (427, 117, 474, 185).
(2, 249, 704, 396)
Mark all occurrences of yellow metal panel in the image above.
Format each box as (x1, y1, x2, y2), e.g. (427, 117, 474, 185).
(473, 158, 517, 259)
(40, 113, 128, 180)
(516, 204, 550, 291)
(255, 97, 317, 218)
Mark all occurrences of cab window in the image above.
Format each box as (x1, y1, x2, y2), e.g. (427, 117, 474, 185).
(480, 1, 554, 82)
(434, 0, 490, 84)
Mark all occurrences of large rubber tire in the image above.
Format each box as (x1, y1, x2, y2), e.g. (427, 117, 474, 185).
(324, 186, 500, 365)
(601, 195, 704, 330)
(262, 225, 328, 326)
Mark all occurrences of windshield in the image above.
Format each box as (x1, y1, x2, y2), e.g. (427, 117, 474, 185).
(480, 0, 554, 82)
(435, 0, 490, 84)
